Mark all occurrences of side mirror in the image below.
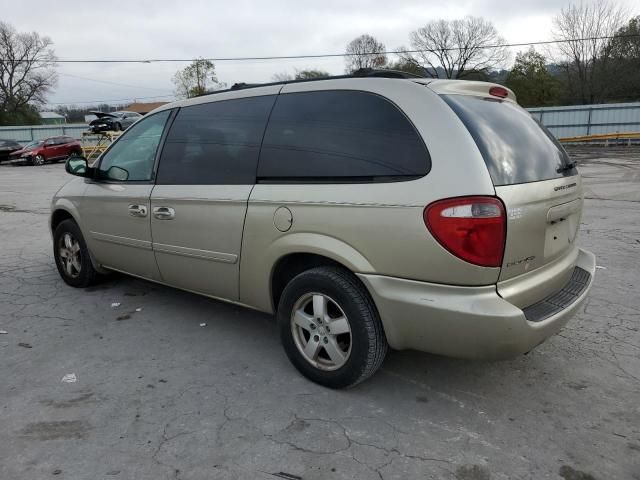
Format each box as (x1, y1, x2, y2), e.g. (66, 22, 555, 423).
(106, 166, 129, 181)
(65, 156, 89, 177)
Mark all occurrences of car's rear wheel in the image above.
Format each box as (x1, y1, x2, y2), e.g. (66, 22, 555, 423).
(53, 219, 100, 288)
(278, 266, 388, 388)
(32, 154, 45, 166)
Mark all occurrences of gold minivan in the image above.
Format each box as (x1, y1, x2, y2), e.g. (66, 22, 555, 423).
(51, 71, 596, 388)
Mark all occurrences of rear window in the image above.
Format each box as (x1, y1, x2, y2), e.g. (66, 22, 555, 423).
(258, 90, 430, 182)
(442, 95, 575, 186)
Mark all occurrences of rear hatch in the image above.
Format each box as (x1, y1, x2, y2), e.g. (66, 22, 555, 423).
(440, 90, 582, 306)
(89, 111, 116, 119)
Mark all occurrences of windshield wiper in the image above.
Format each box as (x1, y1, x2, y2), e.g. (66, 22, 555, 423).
(557, 161, 577, 173)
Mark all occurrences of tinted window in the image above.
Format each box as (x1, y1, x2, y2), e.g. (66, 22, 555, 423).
(258, 90, 429, 181)
(97, 110, 171, 181)
(156, 96, 276, 185)
(442, 95, 575, 186)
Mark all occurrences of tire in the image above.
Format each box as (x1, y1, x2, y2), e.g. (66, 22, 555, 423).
(115, 122, 122, 132)
(32, 154, 45, 166)
(53, 219, 100, 288)
(277, 266, 388, 388)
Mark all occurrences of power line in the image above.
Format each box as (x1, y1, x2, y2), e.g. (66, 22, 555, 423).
(8, 34, 640, 64)
(58, 72, 173, 93)
(48, 93, 176, 106)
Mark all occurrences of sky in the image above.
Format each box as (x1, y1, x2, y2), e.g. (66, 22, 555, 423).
(0, 0, 633, 108)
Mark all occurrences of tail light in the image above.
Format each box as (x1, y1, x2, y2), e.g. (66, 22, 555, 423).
(424, 196, 506, 267)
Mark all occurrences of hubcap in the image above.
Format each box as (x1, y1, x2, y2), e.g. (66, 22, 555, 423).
(291, 293, 352, 371)
(58, 233, 82, 278)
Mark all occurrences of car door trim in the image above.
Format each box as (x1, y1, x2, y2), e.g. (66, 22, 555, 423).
(90, 231, 153, 250)
(153, 242, 238, 264)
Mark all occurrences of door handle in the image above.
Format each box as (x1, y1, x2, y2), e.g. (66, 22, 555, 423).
(128, 204, 148, 217)
(153, 206, 175, 220)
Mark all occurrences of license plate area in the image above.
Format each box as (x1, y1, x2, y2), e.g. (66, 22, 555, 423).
(544, 203, 580, 260)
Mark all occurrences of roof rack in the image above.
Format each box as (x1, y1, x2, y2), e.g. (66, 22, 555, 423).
(198, 69, 423, 97)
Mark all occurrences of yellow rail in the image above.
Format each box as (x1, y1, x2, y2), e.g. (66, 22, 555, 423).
(559, 132, 640, 143)
(81, 130, 122, 160)
(82, 145, 108, 159)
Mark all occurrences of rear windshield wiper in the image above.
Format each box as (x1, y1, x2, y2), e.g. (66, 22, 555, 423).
(557, 161, 577, 173)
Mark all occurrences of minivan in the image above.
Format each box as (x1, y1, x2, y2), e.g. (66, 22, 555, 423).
(51, 70, 596, 388)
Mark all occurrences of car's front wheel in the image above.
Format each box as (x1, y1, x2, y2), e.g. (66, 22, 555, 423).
(278, 266, 388, 388)
(53, 219, 100, 288)
(32, 154, 45, 166)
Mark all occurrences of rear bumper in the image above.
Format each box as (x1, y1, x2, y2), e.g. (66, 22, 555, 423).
(358, 248, 596, 359)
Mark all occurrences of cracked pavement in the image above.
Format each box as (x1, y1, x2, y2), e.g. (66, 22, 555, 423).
(1, 149, 639, 480)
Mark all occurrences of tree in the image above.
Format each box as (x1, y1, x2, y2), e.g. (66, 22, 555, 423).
(173, 58, 223, 98)
(272, 72, 293, 82)
(505, 48, 561, 107)
(0, 22, 57, 125)
(386, 58, 426, 76)
(344, 34, 387, 73)
(294, 69, 330, 80)
(399, 17, 508, 79)
(272, 69, 331, 82)
(552, 1, 627, 104)
(606, 16, 640, 101)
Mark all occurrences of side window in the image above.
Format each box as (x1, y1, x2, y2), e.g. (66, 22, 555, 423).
(97, 110, 171, 182)
(258, 90, 430, 181)
(156, 95, 276, 185)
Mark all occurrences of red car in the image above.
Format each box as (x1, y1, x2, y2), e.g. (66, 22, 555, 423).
(9, 136, 82, 166)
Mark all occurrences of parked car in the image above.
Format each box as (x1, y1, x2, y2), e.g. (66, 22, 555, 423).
(88, 111, 142, 133)
(10, 136, 83, 166)
(51, 72, 596, 388)
(0, 140, 23, 163)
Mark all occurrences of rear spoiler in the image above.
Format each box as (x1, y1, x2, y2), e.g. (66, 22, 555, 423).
(421, 80, 517, 103)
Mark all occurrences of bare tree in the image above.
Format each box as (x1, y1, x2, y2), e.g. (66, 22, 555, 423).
(552, 1, 628, 103)
(173, 58, 224, 98)
(294, 69, 330, 80)
(344, 34, 387, 73)
(0, 22, 57, 122)
(272, 71, 293, 82)
(400, 17, 508, 79)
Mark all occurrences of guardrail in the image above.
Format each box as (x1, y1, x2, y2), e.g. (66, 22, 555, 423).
(559, 132, 640, 144)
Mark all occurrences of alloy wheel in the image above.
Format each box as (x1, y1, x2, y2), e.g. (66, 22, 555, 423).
(58, 232, 82, 278)
(290, 293, 352, 371)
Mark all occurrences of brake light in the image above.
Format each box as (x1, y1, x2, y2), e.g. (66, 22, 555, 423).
(424, 196, 506, 267)
(489, 86, 509, 98)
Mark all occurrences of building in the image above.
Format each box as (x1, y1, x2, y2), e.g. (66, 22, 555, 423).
(125, 102, 170, 115)
(39, 111, 66, 125)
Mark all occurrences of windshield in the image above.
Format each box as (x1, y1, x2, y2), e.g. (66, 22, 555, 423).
(23, 140, 43, 149)
(442, 94, 575, 186)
